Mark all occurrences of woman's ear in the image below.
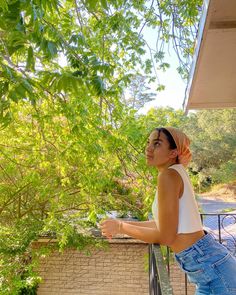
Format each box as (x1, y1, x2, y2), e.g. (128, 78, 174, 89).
(169, 149, 178, 159)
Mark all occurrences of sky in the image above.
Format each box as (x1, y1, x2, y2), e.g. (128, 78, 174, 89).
(138, 26, 188, 114)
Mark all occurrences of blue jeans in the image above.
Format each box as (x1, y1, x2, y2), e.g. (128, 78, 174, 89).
(175, 231, 236, 294)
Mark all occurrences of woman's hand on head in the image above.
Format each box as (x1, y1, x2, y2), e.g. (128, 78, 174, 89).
(99, 219, 121, 239)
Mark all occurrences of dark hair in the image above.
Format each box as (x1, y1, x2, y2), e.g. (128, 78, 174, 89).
(155, 127, 177, 150)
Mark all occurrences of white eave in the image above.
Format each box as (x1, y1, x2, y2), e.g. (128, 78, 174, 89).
(183, 0, 236, 111)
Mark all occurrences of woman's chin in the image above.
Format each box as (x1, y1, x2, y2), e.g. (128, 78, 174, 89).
(146, 159, 154, 166)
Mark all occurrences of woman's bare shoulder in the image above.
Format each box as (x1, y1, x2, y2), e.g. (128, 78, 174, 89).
(157, 168, 183, 197)
(158, 168, 182, 184)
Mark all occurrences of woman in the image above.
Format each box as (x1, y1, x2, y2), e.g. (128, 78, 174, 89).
(100, 127, 236, 294)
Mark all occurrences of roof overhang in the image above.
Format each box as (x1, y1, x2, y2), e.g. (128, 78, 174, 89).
(183, 0, 236, 111)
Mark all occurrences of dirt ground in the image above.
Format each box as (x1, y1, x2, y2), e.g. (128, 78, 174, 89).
(200, 182, 236, 202)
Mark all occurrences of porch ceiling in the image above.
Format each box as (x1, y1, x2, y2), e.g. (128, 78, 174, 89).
(183, 0, 236, 111)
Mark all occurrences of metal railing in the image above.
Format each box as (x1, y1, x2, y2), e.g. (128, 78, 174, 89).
(149, 244, 173, 295)
(149, 213, 236, 295)
(200, 213, 236, 256)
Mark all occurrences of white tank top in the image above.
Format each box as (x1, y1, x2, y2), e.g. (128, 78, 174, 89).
(152, 164, 203, 234)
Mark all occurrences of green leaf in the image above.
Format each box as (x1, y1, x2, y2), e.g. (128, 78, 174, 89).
(86, 0, 98, 11)
(91, 76, 105, 95)
(47, 41, 57, 58)
(1, 110, 12, 127)
(88, 210, 97, 224)
(26, 46, 35, 71)
(0, 0, 8, 12)
(101, 0, 108, 10)
(159, 62, 170, 71)
(156, 84, 165, 91)
(8, 31, 27, 48)
(154, 51, 165, 61)
(0, 82, 9, 96)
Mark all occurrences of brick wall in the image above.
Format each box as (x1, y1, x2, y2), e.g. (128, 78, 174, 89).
(33, 238, 195, 295)
(34, 239, 149, 295)
(169, 262, 195, 295)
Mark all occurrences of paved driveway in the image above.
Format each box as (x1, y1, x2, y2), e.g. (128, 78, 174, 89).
(197, 196, 236, 255)
(197, 197, 236, 213)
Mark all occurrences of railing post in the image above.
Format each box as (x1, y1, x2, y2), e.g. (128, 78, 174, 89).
(149, 244, 159, 295)
(149, 244, 173, 295)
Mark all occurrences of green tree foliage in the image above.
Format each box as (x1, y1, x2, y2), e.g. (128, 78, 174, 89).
(123, 75, 156, 110)
(0, 0, 203, 125)
(185, 109, 236, 190)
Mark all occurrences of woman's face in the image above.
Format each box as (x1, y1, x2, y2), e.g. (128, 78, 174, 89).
(145, 130, 177, 168)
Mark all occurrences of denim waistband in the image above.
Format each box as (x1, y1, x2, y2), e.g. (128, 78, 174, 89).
(175, 231, 217, 259)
